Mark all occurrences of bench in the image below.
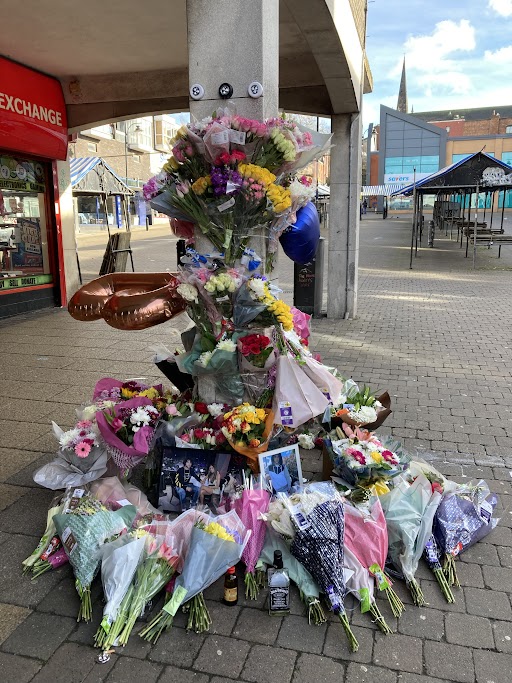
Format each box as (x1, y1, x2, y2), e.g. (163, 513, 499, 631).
(466, 233, 512, 257)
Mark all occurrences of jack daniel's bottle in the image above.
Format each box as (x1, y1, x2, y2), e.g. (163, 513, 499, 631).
(268, 550, 290, 615)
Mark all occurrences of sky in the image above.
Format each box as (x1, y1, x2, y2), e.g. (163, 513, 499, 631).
(363, 0, 512, 133)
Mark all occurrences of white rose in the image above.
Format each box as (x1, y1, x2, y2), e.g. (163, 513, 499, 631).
(177, 283, 199, 303)
(298, 433, 315, 450)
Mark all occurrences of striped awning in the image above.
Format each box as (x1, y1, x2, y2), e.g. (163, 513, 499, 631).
(69, 157, 133, 195)
(362, 184, 407, 196)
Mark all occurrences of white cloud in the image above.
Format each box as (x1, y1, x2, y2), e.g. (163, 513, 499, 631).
(488, 0, 512, 17)
(402, 19, 475, 73)
(484, 45, 512, 61)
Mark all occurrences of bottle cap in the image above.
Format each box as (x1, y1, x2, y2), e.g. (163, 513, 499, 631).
(273, 550, 283, 568)
(227, 566, 236, 574)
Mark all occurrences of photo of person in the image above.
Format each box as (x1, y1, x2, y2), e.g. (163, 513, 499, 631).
(259, 445, 303, 494)
(175, 457, 201, 510)
(156, 447, 243, 514)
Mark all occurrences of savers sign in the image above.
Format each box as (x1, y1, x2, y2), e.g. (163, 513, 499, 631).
(0, 57, 68, 160)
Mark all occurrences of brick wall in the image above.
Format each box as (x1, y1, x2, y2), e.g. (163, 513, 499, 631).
(349, 0, 367, 47)
(71, 135, 153, 186)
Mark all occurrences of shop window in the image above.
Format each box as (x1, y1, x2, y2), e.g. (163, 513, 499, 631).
(506, 126, 512, 134)
(87, 142, 98, 153)
(132, 154, 141, 163)
(0, 154, 52, 283)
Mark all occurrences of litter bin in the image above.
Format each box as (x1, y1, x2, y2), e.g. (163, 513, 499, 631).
(292, 237, 325, 318)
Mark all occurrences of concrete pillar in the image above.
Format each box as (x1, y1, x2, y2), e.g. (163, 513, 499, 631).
(327, 112, 361, 319)
(186, 0, 279, 264)
(187, 0, 279, 121)
(55, 159, 80, 303)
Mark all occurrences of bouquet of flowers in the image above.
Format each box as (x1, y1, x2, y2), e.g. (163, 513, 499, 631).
(343, 498, 405, 618)
(141, 511, 247, 641)
(221, 403, 275, 471)
(433, 480, 499, 588)
(327, 425, 408, 489)
(147, 112, 327, 266)
(103, 531, 179, 649)
(330, 387, 392, 430)
(94, 533, 146, 648)
(238, 333, 274, 369)
(53, 495, 137, 621)
(343, 544, 392, 633)
(22, 491, 64, 573)
(96, 397, 160, 474)
(258, 527, 326, 625)
(33, 420, 108, 490)
(234, 486, 270, 599)
(286, 484, 359, 651)
(177, 425, 226, 449)
(380, 472, 443, 606)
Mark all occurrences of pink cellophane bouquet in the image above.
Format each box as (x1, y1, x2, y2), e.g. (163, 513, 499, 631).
(234, 487, 270, 599)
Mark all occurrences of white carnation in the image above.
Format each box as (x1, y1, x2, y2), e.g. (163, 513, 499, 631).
(247, 277, 267, 299)
(348, 405, 377, 424)
(217, 339, 236, 352)
(177, 283, 199, 303)
(298, 433, 315, 450)
(208, 403, 225, 417)
(197, 351, 213, 367)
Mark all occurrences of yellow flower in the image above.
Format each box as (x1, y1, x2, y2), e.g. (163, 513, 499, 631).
(370, 451, 384, 464)
(164, 156, 180, 172)
(192, 176, 211, 195)
(121, 388, 137, 399)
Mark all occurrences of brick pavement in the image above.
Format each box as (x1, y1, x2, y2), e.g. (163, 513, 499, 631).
(1, 215, 512, 682)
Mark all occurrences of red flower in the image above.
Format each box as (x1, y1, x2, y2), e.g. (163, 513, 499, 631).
(431, 481, 443, 495)
(215, 151, 232, 166)
(195, 402, 209, 414)
(194, 428, 206, 440)
(240, 334, 270, 357)
(230, 150, 246, 162)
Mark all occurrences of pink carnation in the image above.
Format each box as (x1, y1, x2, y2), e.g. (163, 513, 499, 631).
(74, 441, 91, 459)
(166, 404, 179, 416)
(76, 420, 93, 429)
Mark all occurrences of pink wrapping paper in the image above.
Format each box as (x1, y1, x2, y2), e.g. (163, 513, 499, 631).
(343, 499, 388, 571)
(234, 489, 270, 573)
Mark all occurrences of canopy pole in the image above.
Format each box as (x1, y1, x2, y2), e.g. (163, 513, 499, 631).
(473, 183, 479, 269)
(409, 169, 417, 269)
(500, 190, 506, 232)
(460, 190, 466, 246)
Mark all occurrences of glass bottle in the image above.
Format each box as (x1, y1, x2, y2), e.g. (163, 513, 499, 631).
(223, 566, 238, 606)
(268, 550, 290, 615)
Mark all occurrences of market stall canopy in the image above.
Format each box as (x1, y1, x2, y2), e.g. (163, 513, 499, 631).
(362, 184, 406, 197)
(70, 157, 134, 196)
(393, 152, 512, 196)
(317, 184, 330, 197)
(1, 0, 372, 130)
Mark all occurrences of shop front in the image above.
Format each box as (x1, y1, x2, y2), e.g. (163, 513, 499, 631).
(0, 56, 68, 319)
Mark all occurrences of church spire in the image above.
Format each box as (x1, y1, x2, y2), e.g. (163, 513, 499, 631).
(397, 57, 408, 113)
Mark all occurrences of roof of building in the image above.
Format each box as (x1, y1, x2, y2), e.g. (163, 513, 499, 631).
(410, 105, 512, 122)
(393, 152, 512, 196)
(397, 58, 408, 114)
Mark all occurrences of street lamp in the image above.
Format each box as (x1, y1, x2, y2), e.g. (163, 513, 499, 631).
(124, 122, 142, 228)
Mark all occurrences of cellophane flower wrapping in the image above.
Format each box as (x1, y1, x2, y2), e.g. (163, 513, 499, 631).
(343, 544, 375, 612)
(90, 476, 159, 520)
(288, 484, 347, 614)
(259, 527, 320, 601)
(343, 498, 388, 574)
(97, 534, 146, 630)
(95, 396, 158, 472)
(53, 497, 137, 592)
(380, 473, 443, 583)
(433, 480, 499, 557)
(163, 511, 248, 617)
(234, 488, 270, 573)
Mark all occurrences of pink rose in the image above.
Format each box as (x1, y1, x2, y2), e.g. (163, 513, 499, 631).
(166, 405, 179, 416)
(112, 417, 124, 432)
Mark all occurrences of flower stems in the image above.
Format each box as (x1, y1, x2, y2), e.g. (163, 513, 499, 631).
(369, 603, 393, 634)
(245, 571, 260, 600)
(97, 584, 134, 650)
(305, 597, 327, 626)
(432, 567, 455, 603)
(383, 586, 405, 618)
(138, 609, 174, 644)
(443, 554, 460, 588)
(76, 581, 92, 622)
(338, 611, 359, 652)
(407, 578, 426, 607)
(184, 593, 211, 633)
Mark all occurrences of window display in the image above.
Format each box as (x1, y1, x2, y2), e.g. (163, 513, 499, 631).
(0, 154, 52, 288)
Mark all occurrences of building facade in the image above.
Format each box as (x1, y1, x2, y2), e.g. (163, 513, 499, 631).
(70, 115, 180, 227)
(367, 105, 512, 209)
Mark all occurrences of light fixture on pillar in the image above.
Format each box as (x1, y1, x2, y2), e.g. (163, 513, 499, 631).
(218, 83, 233, 99)
(248, 82, 263, 98)
(190, 84, 205, 100)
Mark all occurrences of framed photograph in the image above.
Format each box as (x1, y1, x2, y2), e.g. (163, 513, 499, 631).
(154, 444, 245, 515)
(259, 444, 303, 494)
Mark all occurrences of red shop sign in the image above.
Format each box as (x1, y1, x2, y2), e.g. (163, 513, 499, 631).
(0, 57, 68, 161)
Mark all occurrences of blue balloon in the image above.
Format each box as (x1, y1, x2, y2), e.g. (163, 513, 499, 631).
(279, 201, 320, 264)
